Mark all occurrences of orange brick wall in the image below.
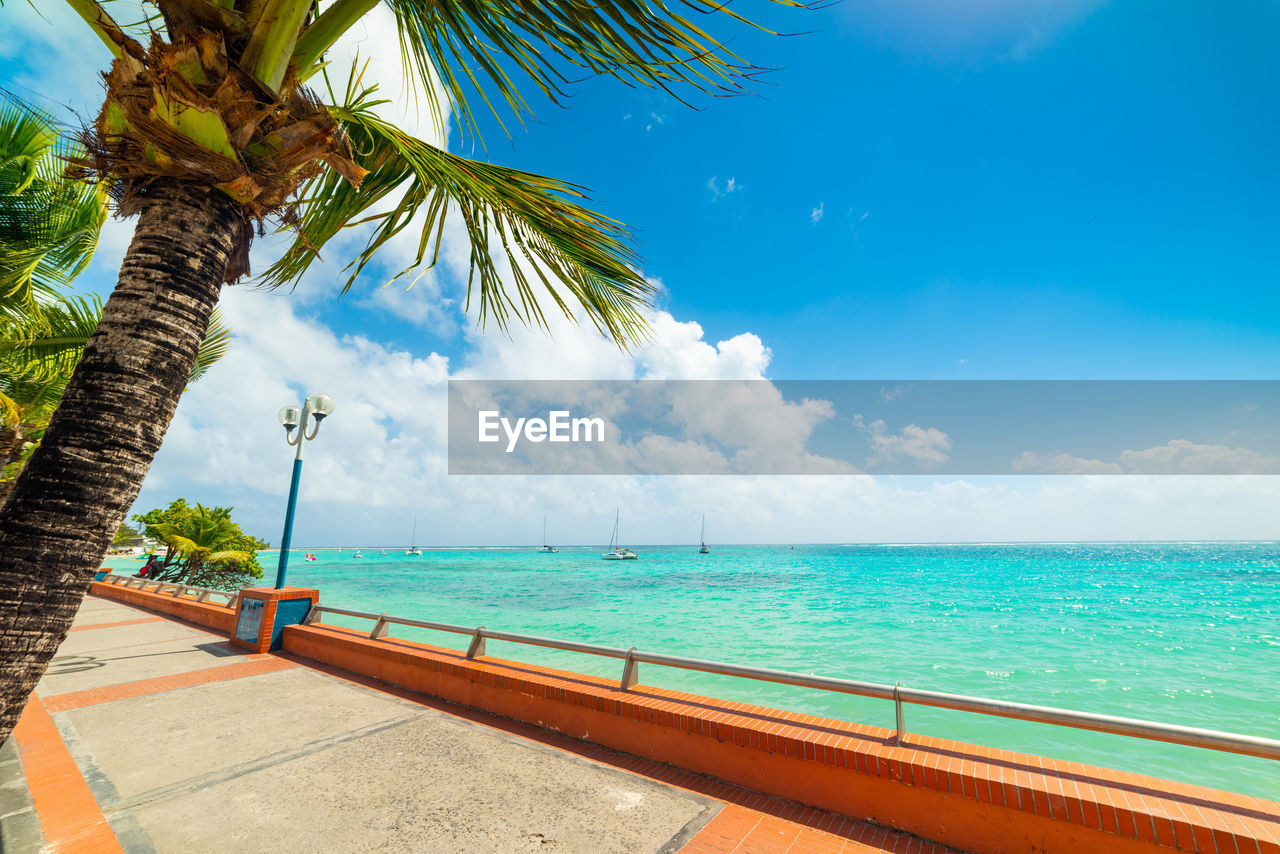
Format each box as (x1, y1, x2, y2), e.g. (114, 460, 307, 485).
(88, 581, 236, 634)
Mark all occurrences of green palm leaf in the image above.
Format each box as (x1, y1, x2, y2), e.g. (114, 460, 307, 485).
(0, 297, 232, 385)
(205, 549, 255, 565)
(300, 0, 806, 141)
(0, 295, 102, 373)
(157, 532, 201, 555)
(260, 75, 656, 344)
(0, 91, 108, 323)
(187, 308, 232, 384)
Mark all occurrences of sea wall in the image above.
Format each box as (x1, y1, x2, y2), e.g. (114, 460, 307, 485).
(89, 578, 237, 634)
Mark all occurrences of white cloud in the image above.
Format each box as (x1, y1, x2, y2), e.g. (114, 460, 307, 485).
(149, 289, 451, 511)
(811, 203, 825, 224)
(660, 382, 845, 473)
(455, 277, 772, 382)
(855, 417, 953, 468)
(356, 274, 460, 336)
(1012, 441, 1280, 475)
(1119, 440, 1280, 475)
(1012, 451, 1123, 475)
(707, 177, 742, 202)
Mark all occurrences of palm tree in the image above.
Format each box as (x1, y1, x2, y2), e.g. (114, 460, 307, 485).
(0, 94, 230, 504)
(0, 0, 800, 742)
(0, 92, 111, 500)
(148, 504, 256, 587)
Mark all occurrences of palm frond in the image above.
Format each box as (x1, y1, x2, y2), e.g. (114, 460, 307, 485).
(381, 0, 807, 140)
(159, 532, 201, 554)
(0, 92, 60, 194)
(0, 361, 68, 426)
(0, 91, 108, 321)
(205, 548, 255, 565)
(188, 308, 231, 384)
(260, 77, 655, 344)
(0, 294, 230, 383)
(0, 295, 103, 374)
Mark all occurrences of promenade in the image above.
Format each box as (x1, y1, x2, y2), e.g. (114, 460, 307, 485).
(3, 594, 955, 853)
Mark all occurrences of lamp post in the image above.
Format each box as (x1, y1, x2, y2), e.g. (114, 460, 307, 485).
(274, 393, 335, 588)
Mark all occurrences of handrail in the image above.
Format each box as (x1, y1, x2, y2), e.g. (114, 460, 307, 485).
(303, 604, 1280, 763)
(100, 573, 237, 608)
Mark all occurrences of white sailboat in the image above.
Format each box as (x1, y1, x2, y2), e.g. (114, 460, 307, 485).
(538, 514, 557, 553)
(405, 517, 423, 556)
(602, 509, 637, 560)
(699, 514, 710, 554)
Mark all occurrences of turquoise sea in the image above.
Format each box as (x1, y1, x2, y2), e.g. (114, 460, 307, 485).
(111, 542, 1280, 798)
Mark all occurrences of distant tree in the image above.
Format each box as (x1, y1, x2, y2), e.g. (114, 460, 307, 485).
(133, 499, 267, 590)
(110, 521, 139, 547)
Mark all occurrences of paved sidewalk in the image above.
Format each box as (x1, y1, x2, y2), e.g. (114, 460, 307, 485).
(7, 595, 955, 853)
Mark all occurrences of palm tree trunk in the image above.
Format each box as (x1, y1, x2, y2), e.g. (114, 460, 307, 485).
(0, 181, 244, 745)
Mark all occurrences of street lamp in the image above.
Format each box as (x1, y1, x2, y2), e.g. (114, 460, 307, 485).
(274, 392, 335, 588)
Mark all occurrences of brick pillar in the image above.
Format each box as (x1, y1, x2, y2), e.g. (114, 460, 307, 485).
(231, 587, 319, 653)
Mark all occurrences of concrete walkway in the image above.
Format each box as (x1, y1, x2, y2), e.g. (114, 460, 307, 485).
(6, 595, 956, 854)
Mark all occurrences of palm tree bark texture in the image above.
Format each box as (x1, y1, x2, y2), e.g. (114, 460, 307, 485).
(0, 181, 241, 741)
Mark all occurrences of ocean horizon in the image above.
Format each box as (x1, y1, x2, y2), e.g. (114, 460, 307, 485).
(256, 538, 1280, 550)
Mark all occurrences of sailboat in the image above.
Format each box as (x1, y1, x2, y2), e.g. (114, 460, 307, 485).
(699, 514, 710, 554)
(537, 514, 557, 553)
(602, 509, 637, 560)
(405, 517, 423, 556)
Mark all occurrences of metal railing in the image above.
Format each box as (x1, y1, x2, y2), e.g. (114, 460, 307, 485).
(303, 603, 1280, 763)
(101, 573, 239, 609)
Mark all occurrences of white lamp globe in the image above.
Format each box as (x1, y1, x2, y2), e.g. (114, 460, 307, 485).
(277, 405, 301, 429)
(306, 393, 336, 420)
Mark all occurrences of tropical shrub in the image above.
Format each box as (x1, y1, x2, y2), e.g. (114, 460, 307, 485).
(133, 499, 267, 590)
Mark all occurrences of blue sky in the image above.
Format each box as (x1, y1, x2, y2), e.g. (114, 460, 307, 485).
(339, 0, 1280, 379)
(3, 1, 1278, 546)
